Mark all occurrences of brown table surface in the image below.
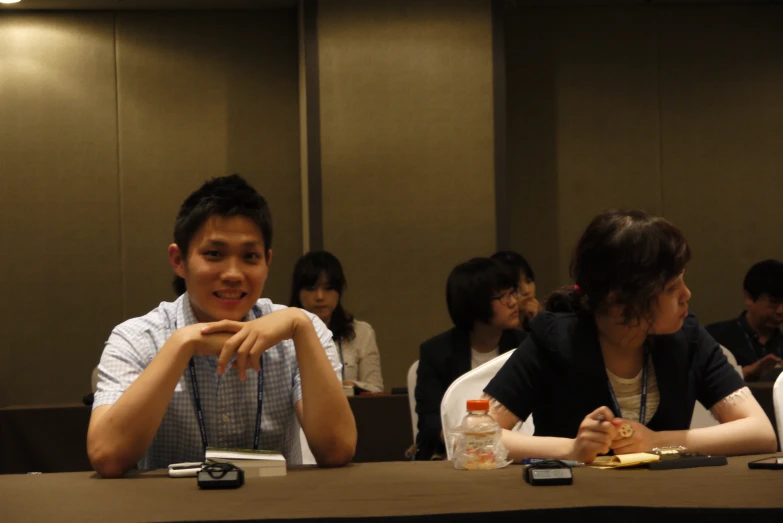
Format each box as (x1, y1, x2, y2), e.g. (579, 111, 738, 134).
(0, 394, 413, 474)
(1, 457, 782, 522)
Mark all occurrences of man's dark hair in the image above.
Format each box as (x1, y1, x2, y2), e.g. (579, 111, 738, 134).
(744, 259, 783, 301)
(446, 258, 517, 331)
(289, 250, 355, 342)
(172, 174, 272, 296)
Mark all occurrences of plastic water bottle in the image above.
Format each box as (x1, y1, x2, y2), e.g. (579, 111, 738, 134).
(453, 399, 505, 470)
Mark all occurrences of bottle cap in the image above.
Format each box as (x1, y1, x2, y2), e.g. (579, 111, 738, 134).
(466, 399, 489, 411)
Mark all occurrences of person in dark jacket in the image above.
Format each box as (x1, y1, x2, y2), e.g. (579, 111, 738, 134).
(706, 260, 783, 381)
(484, 210, 776, 464)
(414, 257, 525, 460)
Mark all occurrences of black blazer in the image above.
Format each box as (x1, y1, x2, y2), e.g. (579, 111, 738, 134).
(414, 327, 526, 460)
(485, 311, 745, 440)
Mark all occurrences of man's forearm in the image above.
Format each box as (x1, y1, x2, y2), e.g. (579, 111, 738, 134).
(742, 364, 758, 380)
(87, 332, 194, 477)
(292, 309, 357, 466)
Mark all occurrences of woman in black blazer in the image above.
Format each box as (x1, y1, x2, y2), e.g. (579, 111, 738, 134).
(415, 257, 526, 460)
(485, 209, 777, 464)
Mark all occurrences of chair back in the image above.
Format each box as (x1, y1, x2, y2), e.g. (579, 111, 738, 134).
(91, 366, 99, 393)
(773, 371, 783, 449)
(292, 414, 316, 465)
(440, 350, 534, 460)
(407, 360, 419, 444)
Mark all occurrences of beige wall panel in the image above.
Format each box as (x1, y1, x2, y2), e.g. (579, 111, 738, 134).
(318, 0, 495, 389)
(507, 8, 661, 297)
(116, 10, 300, 318)
(553, 9, 661, 282)
(0, 13, 121, 405)
(507, 10, 565, 302)
(658, 7, 783, 325)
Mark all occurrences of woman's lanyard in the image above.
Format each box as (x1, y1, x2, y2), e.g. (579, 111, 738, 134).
(188, 306, 264, 451)
(606, 343, 650, 425)
(336, 339, 345, 381)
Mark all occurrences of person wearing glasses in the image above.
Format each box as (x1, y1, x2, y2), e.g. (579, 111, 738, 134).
(491, 250, 540, 330)
(289, 251, 384, 393)
(414, 257, 525, 460)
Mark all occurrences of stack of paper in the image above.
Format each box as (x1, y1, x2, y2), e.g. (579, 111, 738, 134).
(589, 452, 660, 469)
(205, 447, 287, 477)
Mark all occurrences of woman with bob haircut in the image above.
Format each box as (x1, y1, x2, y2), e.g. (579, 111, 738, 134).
(415, 257, 525, 460)
(484, 209, 777, 464)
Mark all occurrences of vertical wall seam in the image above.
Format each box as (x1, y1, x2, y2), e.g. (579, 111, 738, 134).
(492, 0, 509, 252)
(655, 11, 665, 216)
(113, 13, 127, 320)
(304, 0, 323, 251)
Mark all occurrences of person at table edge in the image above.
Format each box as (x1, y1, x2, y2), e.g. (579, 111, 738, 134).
(88, 174, 357, 477)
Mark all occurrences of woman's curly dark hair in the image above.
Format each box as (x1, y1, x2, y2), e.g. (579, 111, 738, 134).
(546, 209, 691, 326)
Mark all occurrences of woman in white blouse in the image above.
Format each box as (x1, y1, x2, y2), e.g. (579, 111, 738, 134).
(289, 251, 385, 393)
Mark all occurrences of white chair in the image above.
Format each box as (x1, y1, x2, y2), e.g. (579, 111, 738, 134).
(407, 360, 419, 445)
(690, 346, 744, 429)
(440, 349, 534, 460)
(91, 366, 99, 393)
(295, 417, 316, 465)
(773, 371, 783, 450)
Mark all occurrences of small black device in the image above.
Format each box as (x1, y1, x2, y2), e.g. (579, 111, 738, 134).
(748, 456, 783, 470)
(648, 451, 727, 470)
(523, 460, 573, 486)
(197, 461, 245, 489)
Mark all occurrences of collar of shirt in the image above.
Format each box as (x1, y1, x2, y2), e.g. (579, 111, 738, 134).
(737, 311, 782, 352)
(175, 293, 259, 330)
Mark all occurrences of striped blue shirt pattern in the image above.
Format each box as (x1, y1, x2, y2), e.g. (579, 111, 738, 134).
(93, 293, 341, 470)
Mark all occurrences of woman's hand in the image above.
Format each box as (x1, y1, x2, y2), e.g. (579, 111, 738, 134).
(520, 297, 542, 319)
(570, 406, 619, 463)
(609, 419, 659, 454)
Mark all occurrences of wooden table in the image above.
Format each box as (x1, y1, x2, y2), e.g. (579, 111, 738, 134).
(1, 457, 782, 522)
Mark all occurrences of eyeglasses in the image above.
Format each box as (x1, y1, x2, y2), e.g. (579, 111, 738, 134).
(491, 289, 521, 307)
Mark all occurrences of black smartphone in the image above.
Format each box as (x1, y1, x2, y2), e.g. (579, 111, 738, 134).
(748, 456, 783, 470)
(197, 468, 245, 489)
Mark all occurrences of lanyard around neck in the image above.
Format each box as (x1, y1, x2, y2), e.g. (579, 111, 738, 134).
(606, 342, 650, 425)
(188, 358, 264, 451)
(188, 305, 264, 451)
